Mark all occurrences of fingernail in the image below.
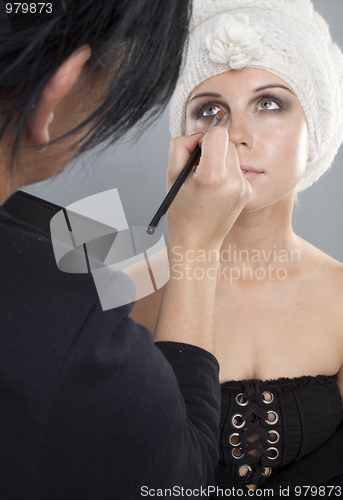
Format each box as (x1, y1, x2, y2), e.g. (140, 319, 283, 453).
(190, 132, 205, 136)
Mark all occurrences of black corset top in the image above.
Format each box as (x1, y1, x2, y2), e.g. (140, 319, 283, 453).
(216, 374, 343, 487)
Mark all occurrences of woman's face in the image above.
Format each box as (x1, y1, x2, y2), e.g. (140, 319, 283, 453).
(185, 68, 309, 212)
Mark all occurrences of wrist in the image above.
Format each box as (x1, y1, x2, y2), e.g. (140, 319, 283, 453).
(167, 243, 221, 269)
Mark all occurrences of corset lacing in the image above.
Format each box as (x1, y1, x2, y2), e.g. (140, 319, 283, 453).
(227, 379, 281, 485)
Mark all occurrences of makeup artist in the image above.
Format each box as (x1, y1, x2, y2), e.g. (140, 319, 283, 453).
(0, 1, 251, 499)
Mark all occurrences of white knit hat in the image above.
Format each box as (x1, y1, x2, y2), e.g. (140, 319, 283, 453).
(169, 0, 343, 191)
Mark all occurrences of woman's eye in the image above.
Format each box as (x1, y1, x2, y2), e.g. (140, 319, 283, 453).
(202, 105, 222, 117)
(258, 99, 280, 111)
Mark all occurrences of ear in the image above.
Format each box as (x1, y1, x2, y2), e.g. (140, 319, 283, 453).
(28, 44, 92, 151)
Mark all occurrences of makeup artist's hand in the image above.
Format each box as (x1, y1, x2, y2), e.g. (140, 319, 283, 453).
(167, 127, 251, 250)
(153, 127, 251, 351)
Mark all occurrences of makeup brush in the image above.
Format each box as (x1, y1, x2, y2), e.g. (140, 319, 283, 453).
(146, 109, 224, 235)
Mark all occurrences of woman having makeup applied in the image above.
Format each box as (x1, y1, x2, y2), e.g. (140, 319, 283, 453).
(130, 0, 343, 494)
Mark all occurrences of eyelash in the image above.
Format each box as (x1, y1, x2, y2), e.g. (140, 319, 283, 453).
(258, 93, 285, 111)
(194, 101, 225, 120)
(194, 94, 286, 120)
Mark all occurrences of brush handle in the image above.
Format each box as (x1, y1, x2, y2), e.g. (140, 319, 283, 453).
(146, 145, 201, 234)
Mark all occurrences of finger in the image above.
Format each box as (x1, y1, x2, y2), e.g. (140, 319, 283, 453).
(225, 140, 242, 174)
(225, 141, 253, 203)
(167, 133, 204, 183)
(195, 126, 229, 183)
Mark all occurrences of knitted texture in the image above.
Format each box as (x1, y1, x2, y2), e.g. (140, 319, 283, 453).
(169, 0, 343, 191)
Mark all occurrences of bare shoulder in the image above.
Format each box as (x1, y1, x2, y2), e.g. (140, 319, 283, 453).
(297, 239, 343, 381)
(300, 238, 343, 279)
(316, 252, 343, 397)
(300, 238, 343, 320)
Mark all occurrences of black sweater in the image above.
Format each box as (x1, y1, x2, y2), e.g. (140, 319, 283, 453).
(0, 207, 220, 500)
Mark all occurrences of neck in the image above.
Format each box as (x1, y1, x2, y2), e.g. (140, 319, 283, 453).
(0, 132, 22, 205)
(0, 168, 16, 205)
(218, 194, 301, 281)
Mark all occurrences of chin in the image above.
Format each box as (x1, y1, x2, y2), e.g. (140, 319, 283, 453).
(240, 190, 268, 213)
(241, 203, 268, 214)
(242, 187, 299, 214)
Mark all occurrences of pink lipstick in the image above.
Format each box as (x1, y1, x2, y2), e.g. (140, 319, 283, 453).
(240, 163, 264, 180)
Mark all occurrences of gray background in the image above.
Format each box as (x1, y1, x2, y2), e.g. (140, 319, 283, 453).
(23, 0, 343, 261)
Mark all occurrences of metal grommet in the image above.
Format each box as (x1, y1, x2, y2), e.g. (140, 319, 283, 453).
(238, 464, 252, 477)
(262, 467, 272, 477)
(267, 430, 280, 444)
(229, 433, 241, 446)
(231, 447, 244, 459)
(262, 391, 274, 404)
(236, 393, 248, 406)
(231, 413, 246, 429)
(265, 411, 279, 425)
(267, 447, 279, 460)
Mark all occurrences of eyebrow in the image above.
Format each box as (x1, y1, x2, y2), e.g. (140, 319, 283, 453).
(188, 92, 222, 102)
(253, 84, 295, 95)
(188, 85, 295, 103)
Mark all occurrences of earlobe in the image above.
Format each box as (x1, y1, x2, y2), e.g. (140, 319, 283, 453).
(28, 44, 92, 151)
(29, 111, 54, 152)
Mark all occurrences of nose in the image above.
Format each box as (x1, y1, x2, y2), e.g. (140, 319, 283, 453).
(223, 112, 253, 149)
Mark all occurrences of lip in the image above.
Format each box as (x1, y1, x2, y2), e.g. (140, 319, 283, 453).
(240, 163, 263, 173)
(240, 163, 264, 180)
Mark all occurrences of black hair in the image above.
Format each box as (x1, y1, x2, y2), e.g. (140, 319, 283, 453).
(0, 0, 191, 170)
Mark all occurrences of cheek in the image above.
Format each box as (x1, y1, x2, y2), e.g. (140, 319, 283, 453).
(184, 116, 191, 135)
(295, 122, 309, 174)
(282, 122, 309, 179)
(262, 120, 309, 178)
(185, 117, 204, 136)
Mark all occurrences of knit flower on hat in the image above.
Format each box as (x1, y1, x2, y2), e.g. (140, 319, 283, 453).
(205, 13, 264, 69)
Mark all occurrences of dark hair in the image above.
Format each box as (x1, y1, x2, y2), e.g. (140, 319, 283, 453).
(0, 0, 191, 170)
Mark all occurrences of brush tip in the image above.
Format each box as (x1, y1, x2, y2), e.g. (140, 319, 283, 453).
(216, 110, 225, 121)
